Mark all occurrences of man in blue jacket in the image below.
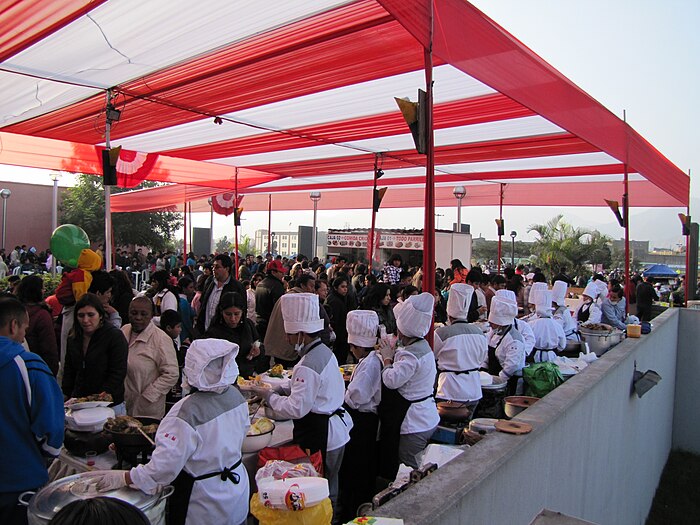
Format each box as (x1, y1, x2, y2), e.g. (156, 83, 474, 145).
(0, 297, 64, 524)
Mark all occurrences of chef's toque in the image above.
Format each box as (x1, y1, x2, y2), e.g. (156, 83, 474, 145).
(347, 310, 379, 348)
(281, 293, 324, 334)
(495, 289, 517, 305)
(395, 292, 434, 338)
(528, 282, 548, 306)
(551, 280, 568, 306)
(582, 282, 600, 301)
(183, 339, 239, 393)
(446, 283, 474, 320)
(488, 296, 518, 326)
(535, 289, 553, 317)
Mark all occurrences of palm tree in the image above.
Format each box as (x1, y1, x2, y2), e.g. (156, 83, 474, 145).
(528, 215, 611, 280)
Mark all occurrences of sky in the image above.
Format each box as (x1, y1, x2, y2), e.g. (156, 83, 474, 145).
(1, 0, 698, 250)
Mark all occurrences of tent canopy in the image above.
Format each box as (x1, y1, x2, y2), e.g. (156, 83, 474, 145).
(642, 264, 680, 278)
(0, 0, 689, 211)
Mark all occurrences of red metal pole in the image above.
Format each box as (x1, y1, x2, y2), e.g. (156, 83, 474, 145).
(623, 113, 631, 314)
(267, 195, 272, 255)
(182, 200, 187, 266)
(422, 2, 436, 345)
(685, 176, 690, 306)
(369, 155, 379, 269)
(497, 183, 504, 275)
(234, 168, 240, 279)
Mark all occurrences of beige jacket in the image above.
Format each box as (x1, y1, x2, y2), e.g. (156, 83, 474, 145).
(264, 288, 302, 362)
(122, 322, 179, 418)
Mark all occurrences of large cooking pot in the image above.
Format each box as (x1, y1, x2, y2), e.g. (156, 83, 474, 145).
(437, 401, 471, 422)
(19, 471, 173, 525)
(579, 324, 619, 356)
(63, 429, 111, 457)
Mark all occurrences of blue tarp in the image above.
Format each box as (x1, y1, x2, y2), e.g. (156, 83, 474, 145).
(642, 264, 679, 278)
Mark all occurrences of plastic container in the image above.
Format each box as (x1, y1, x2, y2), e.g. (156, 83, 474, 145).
(257, 477, 328, 511)
(627, 324, 642, 338)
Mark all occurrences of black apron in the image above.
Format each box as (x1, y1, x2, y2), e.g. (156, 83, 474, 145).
(292, 340, 347, 466)
(487, 326, 519, 396)
(168, 459, 243, 525)
(526, 347, 552, 364)
(577, 302, 591, 323)
(338, 405, 379, 521)
(378, 342, 434, 479)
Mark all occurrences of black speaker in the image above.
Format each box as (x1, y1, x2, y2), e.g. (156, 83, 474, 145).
(102, 148, 118, 186)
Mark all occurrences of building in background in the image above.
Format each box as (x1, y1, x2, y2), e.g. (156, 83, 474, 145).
(254, 229, 328, 259)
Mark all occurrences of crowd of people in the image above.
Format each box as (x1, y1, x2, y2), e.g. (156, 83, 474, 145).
(0, 244, 694, 524)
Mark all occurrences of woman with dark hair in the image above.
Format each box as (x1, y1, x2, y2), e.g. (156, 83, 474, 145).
(49, 497, 150, 525)
(204, 292, 261, 378)
(17, 275, 59, 375)
(109, 269, 135, 325)
(449, 259, 469, 285)
(507, 274, 526, 314)
(62, 293, 128, 413)
(325, 276, 352, 364)
(150, 269, 178, 326)
(361, 282, 397, 335)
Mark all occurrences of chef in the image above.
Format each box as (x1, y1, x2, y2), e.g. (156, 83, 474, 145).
(433, 284, 487, 417)
(339, 310, 383, 523)
(574, 282, 603, 324)
(522, 281, 549, 322)
(377, 292, 440, 479)
(251, 293, 351, 512)
(496, 289, 536, 358)
(526, 289, 566, 362)
(551, 280, 579, 340)
(94, 339, 251, 525)
(482, 295, 526, 396)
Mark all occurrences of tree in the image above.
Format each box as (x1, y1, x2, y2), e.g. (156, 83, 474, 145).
(60, 174, 182, 251)
(528, 215, 611, 280)
(215, 234, 255, 256)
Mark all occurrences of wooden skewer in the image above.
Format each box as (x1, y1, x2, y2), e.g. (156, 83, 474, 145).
(136, 427, 155, 446)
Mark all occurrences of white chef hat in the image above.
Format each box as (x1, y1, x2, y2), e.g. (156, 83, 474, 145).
(183, 339, 239, 393)
(595, 279, 609, 297)
(582, 282, 600, 300)
(488, 296, 518, 326)
(446, 283, 474, 320)
(395, 292, 434, 338)
(495, 289, 517, 305)
(535, 289, 553, 317)
(347, 310, 379, 348)
(280, 293, 324, 334)
(551, 280, 568, 306)
(528, 282, 548, 306)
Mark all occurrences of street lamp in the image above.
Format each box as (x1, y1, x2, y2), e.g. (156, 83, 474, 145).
(510, 231, 517, 266)
(50, 173, 61, 275)
(453, 186, 466, 232)
(0, 188, 11, 251)
(310, 191, 321, 259)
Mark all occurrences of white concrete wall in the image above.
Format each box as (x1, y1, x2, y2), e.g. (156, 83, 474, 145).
(672, 309, 700, 453)
(375, 309, 681, 525)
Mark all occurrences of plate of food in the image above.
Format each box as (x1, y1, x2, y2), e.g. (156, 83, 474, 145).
(260, 365, 292, 389)
(237, 376, 271, 391)
(65, 393, 113, 409)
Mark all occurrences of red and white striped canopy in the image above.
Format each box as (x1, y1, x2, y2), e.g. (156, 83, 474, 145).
(0, 0, 688, 211)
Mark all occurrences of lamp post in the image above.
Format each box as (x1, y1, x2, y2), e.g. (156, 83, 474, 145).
(453, 186, 466, 232)
(310, 191, 321, 259)
(50, 173, 61, 275)
(510, 231, 517, 266)
(0, 189, 11, 251)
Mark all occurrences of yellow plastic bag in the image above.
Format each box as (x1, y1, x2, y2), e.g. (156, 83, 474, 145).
(250, 494, 333, 525)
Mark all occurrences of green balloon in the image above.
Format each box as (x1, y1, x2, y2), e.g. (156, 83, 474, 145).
(50, 225, 90, 267)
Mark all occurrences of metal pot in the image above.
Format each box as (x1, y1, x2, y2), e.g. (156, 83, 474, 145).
(19, 471, 173, 525)
(504, 396, 539, 418)
(437, 401, 472, 422)
(103, 417, 159, 449)
(63, 429, 111, 457)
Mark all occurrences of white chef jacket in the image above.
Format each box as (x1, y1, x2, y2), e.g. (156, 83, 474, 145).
(344, 352, 382, 413)
(553, 305, 579, 340)
(574, 302, 602, 324)
(382, 339, 440, 435)
(513, 318, 536, 357)
(484, 328, 526, 381)
(527, 315, 566, 362)
(130, 387, 250, 525)
(434, 322, 487, 402)
(268, 339, 352, 451)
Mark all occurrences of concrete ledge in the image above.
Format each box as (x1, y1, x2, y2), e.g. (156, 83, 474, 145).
(374, 308, 680, 525)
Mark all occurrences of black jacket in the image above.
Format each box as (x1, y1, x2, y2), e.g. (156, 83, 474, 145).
(255, 274, 285, 337)
(195, 276, 246, 334)
(205, 319, 259, 379)
(62, 324, 128, 405)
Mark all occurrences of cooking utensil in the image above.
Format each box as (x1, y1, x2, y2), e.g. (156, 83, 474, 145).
(18, 472, 173, 525)
(103, 417, 159, 448)
(136, 427, 155, 446)
(437, 401, 471, 422)
(495, 420, 533, 435)
(504, 396, 539, 418)
(242, 419, 275, 454)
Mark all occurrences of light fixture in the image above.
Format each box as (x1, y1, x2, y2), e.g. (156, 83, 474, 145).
(105, 104, 121, 122)
(453, 186, 466, 200)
